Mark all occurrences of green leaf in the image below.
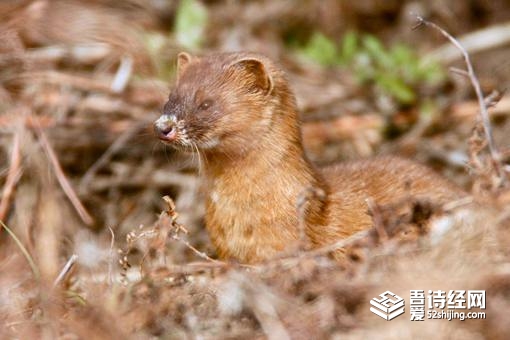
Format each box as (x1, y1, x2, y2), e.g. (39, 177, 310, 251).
(390, 44, 414, 65)
(419, 60, 446, 85)
(362, 35, 393, 69)
(352, 52, 374, 83)
(339, 31, 359, 64)
(301, 32, 339, 66)
(376, 74, 416, 104)
(144, 32, 166, 55)
(419, 99, 437, 120)
(175, 0, 208, 50)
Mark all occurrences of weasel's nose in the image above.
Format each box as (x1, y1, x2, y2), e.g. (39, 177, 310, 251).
(154, 116, 177, 142)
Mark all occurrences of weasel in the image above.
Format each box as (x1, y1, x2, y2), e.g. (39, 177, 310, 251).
(154, 52, 464, 263)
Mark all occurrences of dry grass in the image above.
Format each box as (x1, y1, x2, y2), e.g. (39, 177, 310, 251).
(1, 1, 510, 339)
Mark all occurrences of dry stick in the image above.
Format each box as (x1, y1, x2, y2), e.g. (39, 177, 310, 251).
(80, 121, 146, 191)
(0, 131, 22, 222)
(165, 229, 369, 273)
(449, 68, 505, 109)
(53, 254, 78, 288)
(0, 219, 40, 280)
(415, 16, 505, 182)
(110, 54, 133, 93)
(37, 129, 94, 226)
(89, 170, 201, 191)
(295, 187, 324, 249)
(261, 229, 370, 271)
(10, 71, 113, 93)
(163, 195, 222, 263)
(243, 281, 291, 340)
(162, 261, 256, 275)
(107, 227, 115, 285)
(0, 43, 112, 66)
(428, 21, 510, 64)
(171, 233, 222, 264)
(366, 198, 388, 242)
(301, 229, 370, 258)
(449, 67, 470, 78)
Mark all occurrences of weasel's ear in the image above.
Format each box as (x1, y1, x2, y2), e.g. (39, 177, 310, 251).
(176, 52, 193, 79)
(230, 58, 274, 95)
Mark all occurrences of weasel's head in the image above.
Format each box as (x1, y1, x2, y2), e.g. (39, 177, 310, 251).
(154, 52, 292, 155)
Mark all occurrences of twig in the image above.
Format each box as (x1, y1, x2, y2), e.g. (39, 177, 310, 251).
(87, 171, 197, 191)
(306, 229, 370, 257)
(442, 196, 474, 212)
(80, 121, 147, 192)
(161, 195, 220, 264)
(0, 43, 112, 66)
(0, 219, 40, 280)
(267, 229, 370, 266)
(107, 227, 115, 285)
(449, 67, 469, 78)
(240, 274, 291, 340)
(415, 15, 505, 183)
(111, 54, 134, 93)
(366, 198, 388, 242)
(451, 96, 510, 120)
(427, 21, 510, 64)
(6, 70, 113, 93)
(416, 142, 468, 168)
(171, 233, 222, 264)
(169, 261, 256, 272)
(0, 131, 22, 222)
(0, 113, 55, 129)
(37, 128, 94, 225)
(483, 89, 505, 109)
(295, 187, 325, 249)
(53, 254, 78, 288)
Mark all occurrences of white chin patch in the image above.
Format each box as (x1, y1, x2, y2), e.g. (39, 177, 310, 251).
(210, 190, 220, 203)
(201, 137, 220, 149)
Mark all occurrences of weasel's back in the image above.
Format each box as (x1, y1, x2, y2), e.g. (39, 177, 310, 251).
(311, 156, 466, 243)
(322, 156, 464, 204)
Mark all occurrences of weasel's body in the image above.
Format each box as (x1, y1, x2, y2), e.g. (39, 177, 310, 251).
(155, 52, 464, 263)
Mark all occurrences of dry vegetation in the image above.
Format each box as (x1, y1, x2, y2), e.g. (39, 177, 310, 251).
(1, 1, 510, 339)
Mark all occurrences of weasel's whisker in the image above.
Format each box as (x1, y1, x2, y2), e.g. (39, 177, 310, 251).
(193, 142, 202, 174)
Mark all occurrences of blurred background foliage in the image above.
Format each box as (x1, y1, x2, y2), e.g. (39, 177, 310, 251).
(1, 1, 510, 338)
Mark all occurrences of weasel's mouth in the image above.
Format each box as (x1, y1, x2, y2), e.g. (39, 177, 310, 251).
(156, 125, 177, 142)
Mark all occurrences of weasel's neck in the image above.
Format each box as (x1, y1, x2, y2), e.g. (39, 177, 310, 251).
(201, 108, 327, 262)
(203, 109, 318, 192)
(205, 135, 316, 190)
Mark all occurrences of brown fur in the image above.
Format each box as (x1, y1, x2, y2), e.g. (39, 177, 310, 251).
(155, 52, 465, 264)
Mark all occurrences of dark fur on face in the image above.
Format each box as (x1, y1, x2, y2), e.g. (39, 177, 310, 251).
(154, 52, 296, 156)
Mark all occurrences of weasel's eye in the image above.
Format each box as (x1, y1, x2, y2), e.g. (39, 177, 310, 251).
(198, 99, 213, 111)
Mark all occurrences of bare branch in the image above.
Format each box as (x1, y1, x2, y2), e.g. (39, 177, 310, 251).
(366, 198, 388, 242)
(107, 227, 115, 286)
(37, 128, 94, 225)
(53, 254, 78, 288)
(171, 233, 222, 264)
(415, 15, 505, 183)
(79, 120, 147, 192)
(110, 54, 134, 93)
(0, 131, 22, 222)
(427, 21, 510, 64)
